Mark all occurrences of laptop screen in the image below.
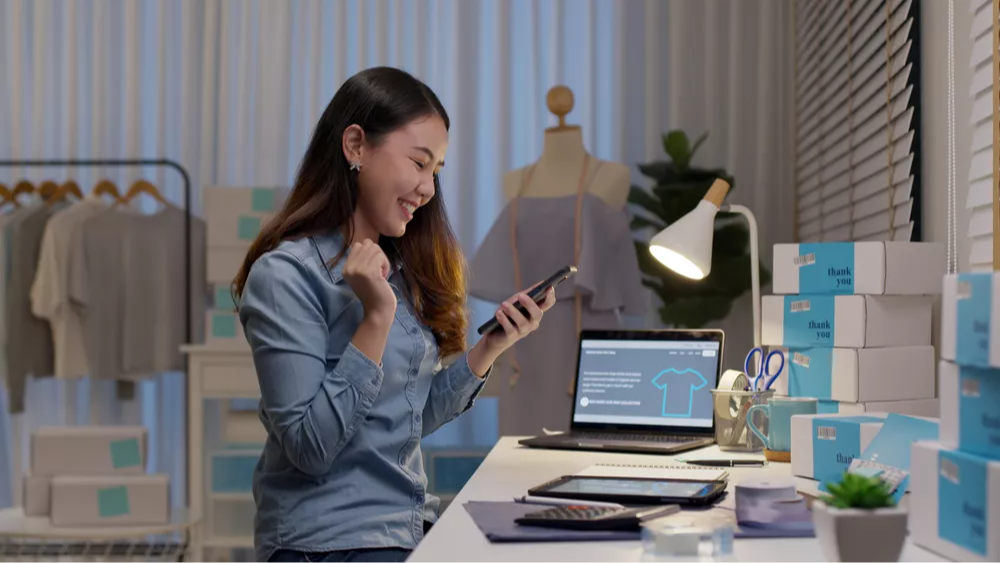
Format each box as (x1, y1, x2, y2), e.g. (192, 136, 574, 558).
(572, 335, 721, 429)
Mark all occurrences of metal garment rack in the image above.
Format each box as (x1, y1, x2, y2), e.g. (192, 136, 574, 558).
(0, 158, 194, 510)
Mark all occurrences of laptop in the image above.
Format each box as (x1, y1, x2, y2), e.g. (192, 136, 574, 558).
(519, 329, 724, 455)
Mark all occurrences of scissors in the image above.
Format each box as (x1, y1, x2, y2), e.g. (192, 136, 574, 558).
(744, 347, 785, 392)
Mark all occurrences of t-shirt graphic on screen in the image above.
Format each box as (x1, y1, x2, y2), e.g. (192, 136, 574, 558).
(651, 368, 708, 417)
(573, 339, 719, 428)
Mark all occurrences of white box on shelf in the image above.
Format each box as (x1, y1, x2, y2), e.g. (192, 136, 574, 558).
(23, 475, 50, 516)
(941, 273, 1000, 368)
(50, 474, 170, 527)
(939, 361, 1000, 461)
(762, 295, 932, 348)
(31, 426, 147, 477)
(815, 398, 939, 418)
(206, 310, 248, 348)
(790, 413, 886, 482)
(773, 242, 944, 295)
(207, 246, 248, 284)
(771, 345, 935, 403)
(203, 187, 288, 247)
(910, 441, 999, 561)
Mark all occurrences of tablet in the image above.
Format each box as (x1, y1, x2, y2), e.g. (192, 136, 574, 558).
(528, 475, 726, 506)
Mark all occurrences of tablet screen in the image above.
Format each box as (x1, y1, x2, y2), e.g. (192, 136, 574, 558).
(546, 477, 712, 498)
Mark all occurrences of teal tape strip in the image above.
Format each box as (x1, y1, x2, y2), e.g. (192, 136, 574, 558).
(251, 188, 276, 212)
(212, 314, 237, 339)
(237, 216, 262, 240)
(109, 438, 142, 469)
(97, 486, 130, 518)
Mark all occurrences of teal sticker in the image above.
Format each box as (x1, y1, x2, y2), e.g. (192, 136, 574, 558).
(787, 348, 834, 400)
(237, 216, 262, 241)
(811, 416, 883, 485)
(959, 366, 1000, 460)
(956, 273, 992, 367)
(939, 449, 988, 556)
(212, 314, 237, 339)
(251, 188, 276, 212)
(782, 295, 836, 347)
(109, 438, 142, 469)
(215, 286, 237, 310)
(799, 243, 855, 294)
(97, 486, 130, 518)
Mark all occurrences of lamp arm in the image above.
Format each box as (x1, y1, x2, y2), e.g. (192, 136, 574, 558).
(721, 204, 761, 347)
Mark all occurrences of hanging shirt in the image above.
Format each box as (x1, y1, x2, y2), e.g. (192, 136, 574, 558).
(31, 199, 107, 379)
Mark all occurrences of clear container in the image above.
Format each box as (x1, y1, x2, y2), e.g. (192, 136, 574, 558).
(710, 389, 774, 451)
(640, 519, 734, 561)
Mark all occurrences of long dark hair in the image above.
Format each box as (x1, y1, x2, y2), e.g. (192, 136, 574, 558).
(233, 67, 468, 357)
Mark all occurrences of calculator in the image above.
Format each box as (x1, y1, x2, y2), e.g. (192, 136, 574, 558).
(514, 504, 680, 531)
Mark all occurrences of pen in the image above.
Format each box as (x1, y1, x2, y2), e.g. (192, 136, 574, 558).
(513, 495, 625, 509)
(685, 459, 766, 467)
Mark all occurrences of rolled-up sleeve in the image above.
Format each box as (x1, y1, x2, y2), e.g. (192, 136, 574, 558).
(239, 250, 383, 476)
(421, 353, 490, 437)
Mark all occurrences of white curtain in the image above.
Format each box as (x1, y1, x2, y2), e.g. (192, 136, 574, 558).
(0, 0, 791, 509)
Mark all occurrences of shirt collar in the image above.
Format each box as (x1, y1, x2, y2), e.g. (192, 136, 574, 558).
(311, 229, 403, 284)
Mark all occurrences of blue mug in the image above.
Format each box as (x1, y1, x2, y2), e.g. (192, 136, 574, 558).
(746, 397, 818, 452)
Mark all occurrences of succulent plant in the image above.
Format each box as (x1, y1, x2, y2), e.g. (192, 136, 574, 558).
(821, 473, 897, 510)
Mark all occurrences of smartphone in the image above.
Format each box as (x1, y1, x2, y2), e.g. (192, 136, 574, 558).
(476, 265, 577, 335)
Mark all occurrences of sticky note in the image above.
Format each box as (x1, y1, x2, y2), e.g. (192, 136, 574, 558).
(215, 286, 236, 310)
(212, 314, 237, 339)
(109, 438, 142, 469)
(251, 188, 276, 212)
(97, 486, 130, 518)
(237, 216, 262, 241)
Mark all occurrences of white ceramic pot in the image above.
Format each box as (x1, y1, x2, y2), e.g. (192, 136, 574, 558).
(812, 501, 908, 562)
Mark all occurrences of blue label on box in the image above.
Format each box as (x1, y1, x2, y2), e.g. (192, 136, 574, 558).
(251, 188, 276, 212)
(215, 286, 236, 310)
(109, 438, 142, 469)
(939, 449, 988, 556)
(812, 416, 883, 485)
(787, 348, 834, 399)
(97, 486, 130, 518)
(783, 296, 836, 347)
(237, 215, 262, 241)
(956, 273, 992, 367)
(798, 243, 855, 294)
(212, 313, 237, 339)
(959, 366, 1000, 460)
(817, 400, 840, 414)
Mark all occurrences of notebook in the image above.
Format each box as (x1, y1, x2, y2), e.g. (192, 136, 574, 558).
(574, 462, 729, 482)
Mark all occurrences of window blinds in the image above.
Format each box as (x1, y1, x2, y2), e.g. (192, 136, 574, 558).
(968, 0, 996, 271)
(793, 0, 920, 243)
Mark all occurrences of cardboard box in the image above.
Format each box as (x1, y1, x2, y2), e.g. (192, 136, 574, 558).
(816, 398, 939, 418)
(206, 310, 248, 348)
(51, 474, 169, 527)
(762, 295, 932, 348)
(910, 441, 1000, 561)
(204, 187, 287, 247)
(772, 345, 935, 403)
(31, 426, 147, 477)
(791, 413, 887, 482)
(773, 242, 944, 295)
(23, 475, 50, 516)
(207, 246, 247, 284)
(223, 410, 266, 444)
(942, 273, 1000, 368)
(940, 361, 1000, 461)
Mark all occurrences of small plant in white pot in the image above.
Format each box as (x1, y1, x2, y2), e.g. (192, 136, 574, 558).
(813, 473, 907, 562)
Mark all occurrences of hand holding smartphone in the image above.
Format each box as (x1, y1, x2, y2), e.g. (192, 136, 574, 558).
(476, 265, 576, 335)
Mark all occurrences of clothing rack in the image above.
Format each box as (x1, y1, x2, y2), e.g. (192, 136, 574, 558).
(0, 158, 194, 510)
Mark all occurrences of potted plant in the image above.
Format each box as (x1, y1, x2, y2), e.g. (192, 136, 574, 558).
(813, 473, 907, 562)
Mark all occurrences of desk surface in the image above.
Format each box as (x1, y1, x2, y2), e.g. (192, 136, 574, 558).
(410, 437, 944, 562)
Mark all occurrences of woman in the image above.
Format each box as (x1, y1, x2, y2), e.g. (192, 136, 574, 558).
(233, 66, 554, 563)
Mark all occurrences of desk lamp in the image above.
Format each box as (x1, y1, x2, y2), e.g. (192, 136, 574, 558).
(648, 178, 762, 347)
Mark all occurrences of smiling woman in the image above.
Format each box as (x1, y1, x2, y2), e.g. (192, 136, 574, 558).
(229, 67, 558, 563)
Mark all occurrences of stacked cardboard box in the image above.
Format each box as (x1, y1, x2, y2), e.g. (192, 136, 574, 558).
(909, 273, 1000, 561)
(764, 242, 942, 415)
(23, 426, 169, 527)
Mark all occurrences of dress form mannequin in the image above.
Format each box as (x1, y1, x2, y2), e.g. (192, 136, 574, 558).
(502, 86, 630, 208)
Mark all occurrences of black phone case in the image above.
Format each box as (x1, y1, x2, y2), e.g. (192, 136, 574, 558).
(476, 265, 576, 335)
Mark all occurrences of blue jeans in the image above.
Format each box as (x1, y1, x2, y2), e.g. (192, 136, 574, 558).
(268, 548, 410, 562)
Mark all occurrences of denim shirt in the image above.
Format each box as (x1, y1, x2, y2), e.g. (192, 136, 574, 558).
(238, 231, 488, 561)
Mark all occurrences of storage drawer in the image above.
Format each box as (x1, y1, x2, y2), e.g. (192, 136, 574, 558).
(209, 496, 255, 541)
(211, 448, 260, 494)
(201, 359, 259, 397)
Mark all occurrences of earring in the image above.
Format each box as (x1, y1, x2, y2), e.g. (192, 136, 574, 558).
(350, 162, 362, 172)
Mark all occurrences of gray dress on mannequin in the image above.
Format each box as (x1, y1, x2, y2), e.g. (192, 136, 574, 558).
(469, 162, 647, 436)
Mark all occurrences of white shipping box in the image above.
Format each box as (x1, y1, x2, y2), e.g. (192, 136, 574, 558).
(23, 475, 50, 516)
(772, 345, 935, 403)
(910, 441, 1000, 561)
(816, 398, 939, 418)
(204, 186, 288, 247)
(791, 413, 887, 482)
(762, 295, 932, 348)
(939, 361, 1000, 461)
(32, 426, 147, 477)
(773, 242, 944, 295)
(206, 310, 248, 348)
(51, 475, 169, 527)
(207, 246, 248, 284)
(941, 273, 1000, 368)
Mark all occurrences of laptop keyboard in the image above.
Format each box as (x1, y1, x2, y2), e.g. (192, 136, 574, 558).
(573, 433, 704, 443)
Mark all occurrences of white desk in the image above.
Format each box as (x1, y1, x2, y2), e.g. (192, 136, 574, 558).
(410, 437, 945, 562)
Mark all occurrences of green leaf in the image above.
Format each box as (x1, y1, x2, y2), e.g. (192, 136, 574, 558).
(662, 131, 692, 169)
(627, 187, 666, 220)
(689, 131, 708, 159)
(630, 214, 666, 232)
(636, 161, 678, 184)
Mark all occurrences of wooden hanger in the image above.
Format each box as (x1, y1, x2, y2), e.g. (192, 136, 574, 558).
(544, 85, 581, 133)
(48, 180, 84, 205)
(121, 180, 169, 206)
(38, 181, 59, 201)
(0, 183, 15, 209)
(92, 179, 124, 203)
(12, 180, 35, 201)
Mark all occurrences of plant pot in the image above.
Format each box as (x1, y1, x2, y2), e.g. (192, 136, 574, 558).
(812, 501, 908, 562)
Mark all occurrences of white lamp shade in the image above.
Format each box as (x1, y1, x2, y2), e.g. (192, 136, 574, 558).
(649, 199, 719, 279)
